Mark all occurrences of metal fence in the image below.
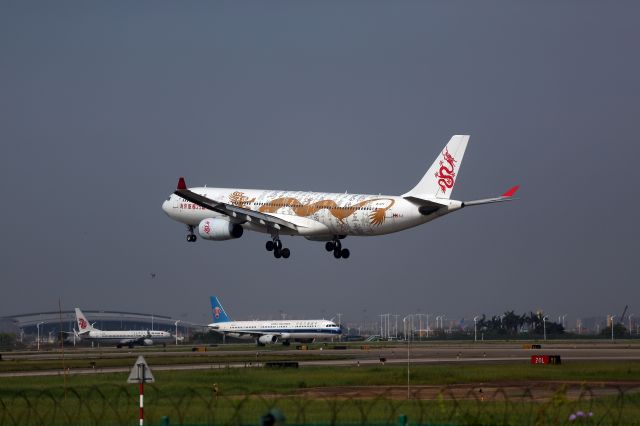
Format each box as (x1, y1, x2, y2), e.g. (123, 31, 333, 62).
(1, 384, 638, 425)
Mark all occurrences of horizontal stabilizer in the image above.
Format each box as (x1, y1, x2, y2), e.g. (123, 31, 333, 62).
(463, 185, 520, 207)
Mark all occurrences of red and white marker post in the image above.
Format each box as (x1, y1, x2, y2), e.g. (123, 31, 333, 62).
(139, 364, 145, 426)
(128, 356, 155, 426)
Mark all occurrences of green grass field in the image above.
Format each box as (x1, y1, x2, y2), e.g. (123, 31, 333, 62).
(2, 361, 640, 425)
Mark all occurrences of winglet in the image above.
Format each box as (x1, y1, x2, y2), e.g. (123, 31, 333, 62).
(501, 185, 520, 197)
(177, 177, 187, 190)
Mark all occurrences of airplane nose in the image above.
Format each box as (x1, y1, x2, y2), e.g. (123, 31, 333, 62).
(162, 199, 171, 215)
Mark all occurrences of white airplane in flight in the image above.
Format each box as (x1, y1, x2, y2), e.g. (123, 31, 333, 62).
(75, 308, 173, 348)
(162, 135, 518, 259)
(208, 296, 341, 345)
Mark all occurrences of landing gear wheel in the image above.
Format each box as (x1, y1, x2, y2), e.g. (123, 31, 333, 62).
(325, 242, 335, 252)
(266, 241, 274, 251)
(186, 226, 196, 242)
(341, 248, 350, 259)
(333, 249, 342, 259)
(281, 248, 291, 259)
(274, 248, 282, 259)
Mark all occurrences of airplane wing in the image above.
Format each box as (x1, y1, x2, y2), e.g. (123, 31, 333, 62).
(174, 177, 300, 232)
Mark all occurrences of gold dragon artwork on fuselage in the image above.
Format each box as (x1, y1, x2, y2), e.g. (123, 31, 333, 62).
(228, 191, 256, 207)
(257, 196, 395, 226)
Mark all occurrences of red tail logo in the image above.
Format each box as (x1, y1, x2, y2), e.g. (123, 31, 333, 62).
(78, 318, 88, 329)
(434, 147, 457, 194)
(214, 307, 221, 319)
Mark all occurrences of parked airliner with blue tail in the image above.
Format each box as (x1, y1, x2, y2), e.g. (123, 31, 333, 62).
(162, 135, 518, 259)
(208, 296, 341, 346)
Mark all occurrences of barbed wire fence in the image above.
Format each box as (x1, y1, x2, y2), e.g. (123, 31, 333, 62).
(1, 384, 638, 425)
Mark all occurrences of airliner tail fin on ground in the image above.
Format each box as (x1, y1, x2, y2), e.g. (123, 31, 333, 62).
(74, 308, 94, 334)
(210, 296, 231, 323)
(403, 135, 469, 200)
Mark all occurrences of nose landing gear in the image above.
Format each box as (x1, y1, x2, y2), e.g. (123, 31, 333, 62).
(325, 238, 350, 259)
(265, 236, 290, 259)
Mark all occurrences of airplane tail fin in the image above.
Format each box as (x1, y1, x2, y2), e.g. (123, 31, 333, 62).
(74, 308, 94, 334)
(402, 135, 470, 200)
(210, 296, 231, 323)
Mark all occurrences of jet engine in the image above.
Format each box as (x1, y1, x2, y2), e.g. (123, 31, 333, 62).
(143, 339, 154, 346)
(258, 335, 278, 345)
(198, 218, 243, 241)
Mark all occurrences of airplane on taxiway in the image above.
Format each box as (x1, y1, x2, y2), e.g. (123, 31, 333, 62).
(208, 296, 341, 346)
(162, 135, 518, 259)
(75, 308, 174, 348)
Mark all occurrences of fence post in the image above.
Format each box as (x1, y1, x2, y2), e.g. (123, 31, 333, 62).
(398, 414, 408, 425)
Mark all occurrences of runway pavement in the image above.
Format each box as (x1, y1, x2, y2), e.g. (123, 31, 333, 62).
(2, 341, 639, 378)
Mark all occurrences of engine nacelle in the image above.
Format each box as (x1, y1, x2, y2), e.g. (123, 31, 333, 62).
(258, 335, 278, 345)
(143, 339, 154, 346)
(198, 218, 243, 241)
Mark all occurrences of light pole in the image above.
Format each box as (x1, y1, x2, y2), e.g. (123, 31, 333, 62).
(610, 315, 616, 341)
(543, 316, 548, 341)
(403, 315, 412, 341)
(561, 314, 567, 329)
(473, 316, 480, 342)
(629, 314, 634, 337)
(394, 315, 399, 339)
(174, 320, 180, 346)
(36, 322, 44, 351)
(386, 314, 390, 340)
(426, 314, 430, 338)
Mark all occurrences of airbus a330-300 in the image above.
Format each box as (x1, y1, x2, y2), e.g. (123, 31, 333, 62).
(162, 135, 518, 259)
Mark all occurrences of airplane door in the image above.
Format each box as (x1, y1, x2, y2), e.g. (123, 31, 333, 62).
(172, 196, 179, 208)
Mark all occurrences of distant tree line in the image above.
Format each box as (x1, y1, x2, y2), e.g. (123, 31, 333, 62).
(473, 310, 565, 337)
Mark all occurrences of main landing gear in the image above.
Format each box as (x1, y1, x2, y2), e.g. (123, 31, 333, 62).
(186, 225, 197, 242)
(265, 237, 291, 259)
(325, 238, 350, 259)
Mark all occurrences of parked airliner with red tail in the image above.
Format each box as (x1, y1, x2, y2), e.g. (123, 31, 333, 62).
(162, 135, 518, 259)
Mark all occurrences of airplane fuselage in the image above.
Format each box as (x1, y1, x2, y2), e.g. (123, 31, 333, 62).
(163, 188, 462, 238)
(209, 319, 341, 341)
(80, 330, 172, 345)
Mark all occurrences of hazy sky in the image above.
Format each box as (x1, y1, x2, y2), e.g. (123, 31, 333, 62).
(1, 1, 638, 327)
